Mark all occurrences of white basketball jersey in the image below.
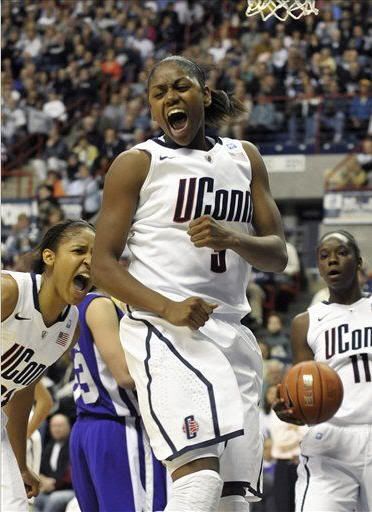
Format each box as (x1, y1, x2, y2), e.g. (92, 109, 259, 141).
(1, 271, 79, 406)
(307, 296, 372, 425)
(128, 136, 254, 319)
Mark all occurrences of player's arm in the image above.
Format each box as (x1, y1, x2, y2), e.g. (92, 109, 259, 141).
(291, 312, 314, 363)
(273, 311, 314, 425)
(1, 273, 18, 321)
(3, 382, 41, 497)
(27, 381, 53, 438)
(187, 141, 287, 272)
(86, 297, 135, 389)
(92, 150, 217, 330)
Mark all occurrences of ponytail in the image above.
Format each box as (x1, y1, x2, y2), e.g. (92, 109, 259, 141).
(205, 89, 247, 127)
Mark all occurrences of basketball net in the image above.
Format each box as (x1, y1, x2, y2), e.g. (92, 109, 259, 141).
(245, 0, 319, 21)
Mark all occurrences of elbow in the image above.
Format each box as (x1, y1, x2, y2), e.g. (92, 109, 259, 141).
(117, 375, 135, 390)
(91, 256, 108, 289)
(273, 242, 288, 273)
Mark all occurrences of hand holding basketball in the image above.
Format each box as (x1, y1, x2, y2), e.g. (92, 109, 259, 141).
(275, 361, 344, 426)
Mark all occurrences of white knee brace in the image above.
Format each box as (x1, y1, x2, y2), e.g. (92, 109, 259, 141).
(165, 469, 223, 512)
(218, 495, 250, 511)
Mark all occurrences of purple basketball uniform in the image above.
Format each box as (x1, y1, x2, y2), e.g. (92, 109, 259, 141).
(70, 293, 168, 511)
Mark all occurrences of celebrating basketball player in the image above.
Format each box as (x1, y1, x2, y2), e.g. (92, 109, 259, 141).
(92, 55, 288, 511)
(70, 290, 168, 511)
(1, 220, 95, 512)
(275, 231, 372, 512)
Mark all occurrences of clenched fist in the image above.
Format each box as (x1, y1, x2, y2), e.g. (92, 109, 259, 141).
(187, 216, 236, 251)
(163, 297, 218, 330)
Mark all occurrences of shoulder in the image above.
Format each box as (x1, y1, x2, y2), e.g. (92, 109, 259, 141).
(291, 311, 310, 334)
(1, 272, 19, 321)
(106, 148, 151, 184)
(240, 140, 262, 161)
(85, 296, 118, 326)
(240, 140, 267, 179)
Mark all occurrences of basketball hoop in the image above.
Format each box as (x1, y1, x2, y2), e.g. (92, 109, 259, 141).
(245, 0, 319, 21)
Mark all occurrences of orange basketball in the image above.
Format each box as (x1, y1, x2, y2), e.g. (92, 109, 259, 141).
(280, 361, 344, 425)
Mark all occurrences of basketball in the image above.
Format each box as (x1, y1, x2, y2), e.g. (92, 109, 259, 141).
(280, 361, 344, 425)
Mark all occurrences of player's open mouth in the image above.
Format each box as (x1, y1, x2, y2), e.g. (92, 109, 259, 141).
(73, 274, 91, 293)
(167, 109, 188, 133)
(327, 269, 341, 279)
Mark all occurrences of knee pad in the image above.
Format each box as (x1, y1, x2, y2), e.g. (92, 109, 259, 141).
(218, 495, 250, 511)
(165, 469, 223, 512)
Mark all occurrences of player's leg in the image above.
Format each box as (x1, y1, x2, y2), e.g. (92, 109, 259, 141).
(296, 454, 359, 511)
(0, 412, 29, 512)
(356, 426, 372, 512)
(164, 447, 224, 512)
(69, 418, 99, 512)
(218, 322, 264, 511)
(141, 426, 169, 510)
(85, 418, 146, 511)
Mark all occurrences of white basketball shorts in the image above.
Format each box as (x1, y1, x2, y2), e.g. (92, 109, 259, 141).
(296, 422, 372, 512)
(120, 310, 263, 501)
(1, 410, 29, 512)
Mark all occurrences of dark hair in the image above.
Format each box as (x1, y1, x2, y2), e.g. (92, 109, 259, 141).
(317, 230, 361, 260)
(32, 219, 95, 274)
(147, 55, 247, 128)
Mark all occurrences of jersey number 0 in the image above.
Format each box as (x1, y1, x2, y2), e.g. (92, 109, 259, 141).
(211, 250, 227, 273)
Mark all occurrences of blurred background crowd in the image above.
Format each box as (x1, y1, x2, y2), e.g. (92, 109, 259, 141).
(1, 1, 372, 511)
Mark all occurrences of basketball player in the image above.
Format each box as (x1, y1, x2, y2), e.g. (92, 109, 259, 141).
(70, 290, 168, 511)
(1, 219, 95, 512)
(92, 55, 288, 511)
(275, 231, 372, 512)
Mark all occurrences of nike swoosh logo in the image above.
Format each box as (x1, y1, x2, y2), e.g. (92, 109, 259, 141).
(160, 156, 175, 160)
(318, 314, 330, 322)
(15, 313, 31, 321)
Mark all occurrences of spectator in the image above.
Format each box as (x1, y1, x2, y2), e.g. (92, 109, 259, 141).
(320, 79, 346, 144)
(270, 411, 307, 512)
(72, 135, 99, 169)
(100, 92, 126, 132)
(45, 169, 65, 198)
(264, 313, 291, 361)
(36, 183, 60, 231)
(3, 213, 38, 268)
(42, 91, 67, 123)
(43, 125, 69, 163)
(66, 164, 101, 221)
(34, 414, 74, 512)
(349, 79, 372, 140)
(100, 128, 127, 161)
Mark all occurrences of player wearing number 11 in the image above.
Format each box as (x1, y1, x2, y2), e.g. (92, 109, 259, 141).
(275, 231, 372, 512)
(92, 55, 287, 511)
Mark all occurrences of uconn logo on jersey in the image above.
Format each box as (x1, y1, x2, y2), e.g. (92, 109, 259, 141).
(1, 343, 47, 405)
(325, 324, 372, 359)
(173, 177, 253, 223)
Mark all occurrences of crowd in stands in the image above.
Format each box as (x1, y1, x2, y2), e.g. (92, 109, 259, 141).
(2, 0, 371, 173)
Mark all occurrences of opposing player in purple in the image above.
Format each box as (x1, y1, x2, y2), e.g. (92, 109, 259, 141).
(70, 290, 168, 511)
(1, 220, 94, 512)
(92, 56, 287, 511)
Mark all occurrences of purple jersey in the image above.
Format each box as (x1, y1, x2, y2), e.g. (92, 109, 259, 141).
(72, 293, 139, 418)
(71, 293, 168, 511)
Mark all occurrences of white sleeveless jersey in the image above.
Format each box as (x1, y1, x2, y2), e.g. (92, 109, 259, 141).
(1, 271, 79, 406)
(128, 136, 254, 319)
(307, 296, 372, 425)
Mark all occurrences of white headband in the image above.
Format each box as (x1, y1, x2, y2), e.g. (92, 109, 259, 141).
(320, 233, 350, 245)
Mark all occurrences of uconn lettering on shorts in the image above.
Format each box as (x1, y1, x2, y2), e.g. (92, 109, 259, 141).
(1, 343, 46, 405)
(173, 177, 253, 223)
